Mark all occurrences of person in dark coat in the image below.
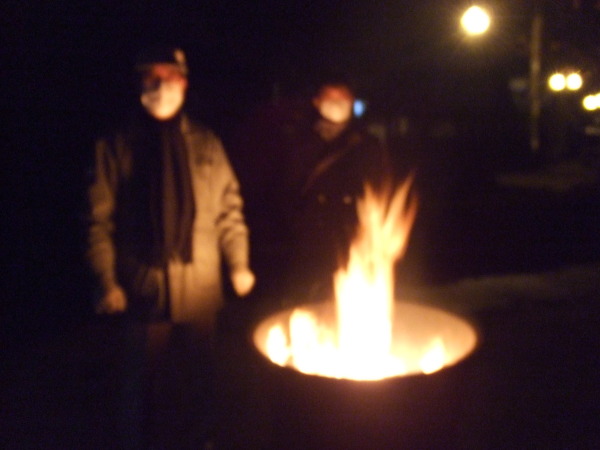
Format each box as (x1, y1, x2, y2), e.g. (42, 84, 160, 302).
(277, 81, 389, 304)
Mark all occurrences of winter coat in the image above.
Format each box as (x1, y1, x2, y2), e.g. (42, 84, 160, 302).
(280, 119, 389, 302)
(88, 114, 250, 330)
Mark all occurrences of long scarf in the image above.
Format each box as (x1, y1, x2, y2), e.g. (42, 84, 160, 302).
(132, 113, 195, 264)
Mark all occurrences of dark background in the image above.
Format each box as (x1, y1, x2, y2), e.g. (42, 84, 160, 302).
(2, 2, 600, 448)
(3, 0, 600, 344)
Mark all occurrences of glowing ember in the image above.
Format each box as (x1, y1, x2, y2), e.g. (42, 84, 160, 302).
(255, 177, 477, 380)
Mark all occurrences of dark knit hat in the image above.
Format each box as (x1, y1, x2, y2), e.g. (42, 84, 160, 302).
(134, 46, 188, 75)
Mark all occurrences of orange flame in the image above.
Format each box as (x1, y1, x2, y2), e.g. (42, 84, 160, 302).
(334, 178, 417, 367)
(263, 177, 457, 380)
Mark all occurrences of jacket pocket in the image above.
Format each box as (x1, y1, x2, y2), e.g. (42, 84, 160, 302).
(118, 255, 167, 321)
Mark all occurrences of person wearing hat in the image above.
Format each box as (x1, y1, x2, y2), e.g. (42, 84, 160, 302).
(88, 45, 254, 328)
(86, 46, 255, 446)
(270, 79, 389, 305)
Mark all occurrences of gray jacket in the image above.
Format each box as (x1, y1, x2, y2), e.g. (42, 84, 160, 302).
(88, 114, 250, 328)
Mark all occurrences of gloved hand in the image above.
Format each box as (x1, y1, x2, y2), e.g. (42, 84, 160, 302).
(95, 284, 128, 314)
(231, 267, 256, 297)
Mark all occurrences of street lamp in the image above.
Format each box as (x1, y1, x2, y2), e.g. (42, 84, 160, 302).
(460, 6, 491, 35)
(582, 93, 600, 111)
(548, 71, 583, 92)
(566, 73, 583, 91)
(548, 73, 567, 91)
(459, 3, 543, 156)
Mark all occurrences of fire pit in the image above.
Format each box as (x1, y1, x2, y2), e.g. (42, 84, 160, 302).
(253, 300, 477, 380)
(251, 179, 479, 448)
(252, 300, 478, 449)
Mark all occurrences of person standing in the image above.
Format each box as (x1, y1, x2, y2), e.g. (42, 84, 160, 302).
(278, 80, 389, 304)
(87, 46, 254, 447)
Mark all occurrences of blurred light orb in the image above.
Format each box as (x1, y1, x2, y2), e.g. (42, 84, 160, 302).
(548, 73, 566, 91)
(461, 6, 491, 35)
(566, 73, 583, 91)
(353, 99, 367, 118)
(582, 94, 600, 111)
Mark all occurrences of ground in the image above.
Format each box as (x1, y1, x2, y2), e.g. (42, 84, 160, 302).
(2, 157, 599, 448)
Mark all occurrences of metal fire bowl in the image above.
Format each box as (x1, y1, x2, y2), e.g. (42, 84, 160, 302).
(252, 301, 479, 449)
(253, 301, 478, 378)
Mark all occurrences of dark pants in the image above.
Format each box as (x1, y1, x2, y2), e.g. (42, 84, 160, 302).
(115, 318, 216, 449)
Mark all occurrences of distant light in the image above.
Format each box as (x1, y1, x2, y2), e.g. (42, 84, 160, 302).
(582, 93, 600, 111)
(508, 76, 528, 93)
(353, 99, 367, 118)
(548, 73, 566, 91)
(566, 73, 583, 91)
(461, 6, 491, 35)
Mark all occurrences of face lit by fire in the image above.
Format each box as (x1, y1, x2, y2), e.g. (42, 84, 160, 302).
(140, 64, 188, 120)
(313, 85, 354, 124)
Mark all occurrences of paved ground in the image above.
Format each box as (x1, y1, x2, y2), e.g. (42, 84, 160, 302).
(2, 157, 600, 448)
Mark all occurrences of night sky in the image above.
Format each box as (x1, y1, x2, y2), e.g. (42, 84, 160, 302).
(3, 0, 600, 341)
(5, 1, 599, 132)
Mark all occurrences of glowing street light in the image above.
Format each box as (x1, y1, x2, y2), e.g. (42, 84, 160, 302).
(461, 5, 491, 35)
(548, 73, 567, 91)
(548, 71, 583, 92)
(458, 3, 541, 154)
(566, 73, 582, 91)
(582, 93, 600, 111)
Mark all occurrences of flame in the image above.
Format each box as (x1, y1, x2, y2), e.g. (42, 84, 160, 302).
(335, 178, 417, 366)
(264, 177, 455, 380)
